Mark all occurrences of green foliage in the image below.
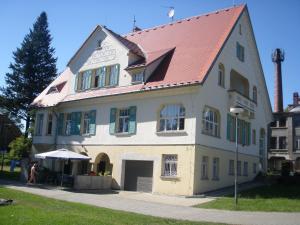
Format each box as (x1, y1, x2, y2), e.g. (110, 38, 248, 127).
(0, 11, 57, 133)
(0, 187, 224, 225)
(8, 136, 32, 160)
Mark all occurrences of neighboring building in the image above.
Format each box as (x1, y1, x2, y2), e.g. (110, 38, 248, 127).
(269, 92, 300, 172)
(31, 5, 272, 195)
(0, 109, 22, 151)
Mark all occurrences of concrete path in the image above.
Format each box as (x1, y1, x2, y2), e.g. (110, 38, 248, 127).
(1, 180, 300, 225)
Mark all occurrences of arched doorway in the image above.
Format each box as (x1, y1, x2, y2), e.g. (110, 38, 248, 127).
(95, 153, 112, 175)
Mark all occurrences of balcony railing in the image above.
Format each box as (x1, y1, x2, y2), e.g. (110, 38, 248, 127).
(228, 89, 255, 119)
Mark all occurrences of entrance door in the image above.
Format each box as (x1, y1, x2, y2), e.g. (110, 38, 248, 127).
(124, 160, 153, 192)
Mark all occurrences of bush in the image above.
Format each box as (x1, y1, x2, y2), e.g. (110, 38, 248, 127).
(8, 136, 32, 160)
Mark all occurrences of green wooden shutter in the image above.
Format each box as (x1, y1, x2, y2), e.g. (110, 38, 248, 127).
(227, 114, 231, 141)
(71, 112, 81, 135)
(87, 70, 92, 89)
(89, 110, 96, 135)
(57, 113, 64, 135)
(109, 108, 117, 134)
(128, 106, 137, 134)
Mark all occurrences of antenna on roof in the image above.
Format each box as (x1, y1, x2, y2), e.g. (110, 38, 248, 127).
(132, 15, 142, 32)
(168, 7, 175, 21)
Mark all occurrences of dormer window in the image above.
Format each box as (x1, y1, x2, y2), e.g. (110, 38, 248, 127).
(131, 71, 144, 84)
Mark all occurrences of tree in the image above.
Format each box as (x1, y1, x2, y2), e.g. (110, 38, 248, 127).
(0, 12, 57, 136)
(8, 136, 32, 160)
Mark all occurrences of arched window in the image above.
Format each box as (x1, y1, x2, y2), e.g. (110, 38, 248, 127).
(253, 86, 257, 103)
(218, 63, 225, 87)
(202, 106, 220, 137)
(158, 104, 185, 132)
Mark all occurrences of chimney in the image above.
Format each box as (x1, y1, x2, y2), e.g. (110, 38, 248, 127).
(293, 92, 299, 106)
(272, 48, 285, 112)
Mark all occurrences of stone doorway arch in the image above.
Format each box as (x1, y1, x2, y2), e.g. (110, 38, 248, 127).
(95, 153, 113, 175)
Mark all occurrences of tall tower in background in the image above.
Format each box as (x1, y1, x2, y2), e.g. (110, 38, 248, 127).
(272, 48, 285, 112)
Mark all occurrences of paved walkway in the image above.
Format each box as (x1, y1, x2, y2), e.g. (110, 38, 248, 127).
(1, 180, 300, 225)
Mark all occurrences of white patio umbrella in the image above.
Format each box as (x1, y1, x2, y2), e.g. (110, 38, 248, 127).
(35, 148, 91, 186)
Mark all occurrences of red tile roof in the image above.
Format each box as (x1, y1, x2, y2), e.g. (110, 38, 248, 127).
(33, 5, 246, 106)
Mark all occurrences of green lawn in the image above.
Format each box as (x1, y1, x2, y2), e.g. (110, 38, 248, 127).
(0, 187, 226, 225)
(0, 166, 21, 181)
(197, 183, 300, 212)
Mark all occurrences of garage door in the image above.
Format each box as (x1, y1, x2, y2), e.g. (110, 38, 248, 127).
(124, 160, 153, 192)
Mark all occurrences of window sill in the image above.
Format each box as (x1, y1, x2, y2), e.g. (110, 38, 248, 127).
(114, 132, 133, 137)
(156, 130, 187, 136)
(201, 131, 220, 139)
(160, 176, 180, 181)
(131, 81, 144, 85)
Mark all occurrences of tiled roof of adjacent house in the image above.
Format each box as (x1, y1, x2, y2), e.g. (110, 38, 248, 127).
(32, 4, 246, 107)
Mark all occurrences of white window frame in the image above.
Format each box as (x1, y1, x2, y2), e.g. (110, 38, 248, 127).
(117, 108, 129, 133)
(158, 104, 185, 132)
(162, 154, 178, 177)
(82, 112, 90, 135)
(212, 157, 220, 180)
(202, 107, 220, 137)
(132, 71, 144, 84)
(201, 156, 209, 180)
(65, 113, 72, 136)
(82, 70, 92, 90)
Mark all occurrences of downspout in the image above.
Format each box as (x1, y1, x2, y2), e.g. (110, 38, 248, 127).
(51, 106, 59, 150)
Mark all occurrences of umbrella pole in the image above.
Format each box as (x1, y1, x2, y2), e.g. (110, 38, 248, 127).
(61, 160, 64, 187)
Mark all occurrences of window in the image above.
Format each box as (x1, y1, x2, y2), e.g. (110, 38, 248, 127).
(295, 137, 300, 150)
(132, 71, 144, 83)
(159, 104, 185, 132)
(243, 161, 248, 176)
(83, 112, 90, 135)
(279, 136, 287, 149)
(218, 64, 225, 87)
(46, 113, 53, 135)
(65, 113, 72, 135)
(253, 86, 257, 103)
(227, 114, 251, 145)
(36, 114, 44, 136)
(108, 64, 119, 86)
(237, 161, 241, 176)
(236, 42, 245, 62)
(238, 24, 242, 35)
(253, 163, 257, 174)
(202, 107, 220, 137)
(117, 109, 130, 133)
(252, 129, 256, 145)
(229, 160, 234, 175)
(270, 137, 277, 149)
(81, 70, 92, 90)
(270, 120, 277, 127)
(110, 107, 136, 135)
(162, 155, 177, 177)
(279, 119, 286, 127)
(201, 156, 209, 180)
(212, 157, 220, 180)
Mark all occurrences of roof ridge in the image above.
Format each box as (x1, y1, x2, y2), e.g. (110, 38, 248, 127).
(124, 4, 245, 37)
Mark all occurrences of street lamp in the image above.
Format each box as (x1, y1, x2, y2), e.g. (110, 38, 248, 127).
(230, 106, 244, 206)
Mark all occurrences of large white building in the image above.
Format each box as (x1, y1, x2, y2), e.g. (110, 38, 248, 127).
(31, 4, 272, 195)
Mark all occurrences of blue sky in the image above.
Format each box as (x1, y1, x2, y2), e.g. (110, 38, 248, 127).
(0, 0, 299, 109)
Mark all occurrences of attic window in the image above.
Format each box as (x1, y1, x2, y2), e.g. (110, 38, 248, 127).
(96, 40, 102, 49)
(239, 24, 242, 35)
(46, 81, 66, 95)
(47, 86, 58, 94)
(131, 71, 144, 84)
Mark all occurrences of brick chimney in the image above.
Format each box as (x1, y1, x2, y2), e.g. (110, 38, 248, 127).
(293, 92, 299, 106)
(272, 48, 285, 112)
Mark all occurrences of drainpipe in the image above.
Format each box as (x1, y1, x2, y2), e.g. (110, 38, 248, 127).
(51, 106, 59, 150)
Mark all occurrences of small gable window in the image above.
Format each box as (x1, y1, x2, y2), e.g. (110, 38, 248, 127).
(132, 71, 144, 84)
(236, 42, 245, 62)
(218, 63, 225, 87)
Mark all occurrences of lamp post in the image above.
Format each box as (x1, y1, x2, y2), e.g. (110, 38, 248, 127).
(230, 106, 244, 206)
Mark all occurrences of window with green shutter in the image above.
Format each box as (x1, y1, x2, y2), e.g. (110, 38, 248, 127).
(89, 110, 96, 135)
(128, 106, 137, 134)
(57, 113, 64, 135)
(71, 112, 81, 135)
(109, 108, 117, 134)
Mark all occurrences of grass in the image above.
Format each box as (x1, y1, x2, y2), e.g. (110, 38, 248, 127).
(197, 183, 300, 212)
(0, 187, 226, 225)
(0, 166, 21, 181)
